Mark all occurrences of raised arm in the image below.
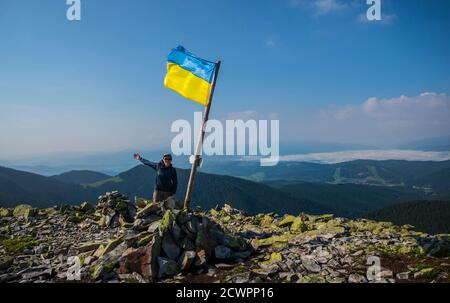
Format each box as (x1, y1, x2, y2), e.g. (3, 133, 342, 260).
(134, 153, 157, 170)
(140, 158, 157, 170)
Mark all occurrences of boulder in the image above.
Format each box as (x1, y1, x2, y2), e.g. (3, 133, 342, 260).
(157, 257, 179, 279)
(301, 256, 321, 273)
(159, 210, 176, 234)
(215, 245, 231, 259)
(260, 215, 274, 227)
(101, 237, 124, 257)
(148, 220, 161, 233)
(163, 196, 177, 209)
(0, 256, 14, 270)
(161, 233, 181, 260)
(13, 204, 35, 219)
(118, 234, 161, 279)
(77, 241, 105, 253)
(264, 252, 283, 265)
(291, 216, 308, 232)
(195, 222, 217, 258)
(80, 202, 94, 213)
(348, 273, 367, 283)
(136, 203, 160, 219)
(135, 196, 149, 209)
(91, 242, 127, 281)
(278, 215, 296, 227)
(0, 208, 12, 217)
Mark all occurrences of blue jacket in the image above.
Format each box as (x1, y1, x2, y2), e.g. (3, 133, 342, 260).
(140, 158, 178, 194)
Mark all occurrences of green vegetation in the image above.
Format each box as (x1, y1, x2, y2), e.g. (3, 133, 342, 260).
(333, 168, 342, 183)
(265, 180, 423, 218)
(51, 170, 111, 185)
(204, 160, 450, 195)
(83, 176, 123, 189)
(365, 201, 450, 234)
(1, 236, 40, 255)
(366, 165, 386, 185)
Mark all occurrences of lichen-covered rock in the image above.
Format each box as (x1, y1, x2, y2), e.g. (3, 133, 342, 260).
(13, 204, 35, 219)
(291, 216, 308, 232)
(0, 208, 12, 217)
(80, 202, 94, 213)
(278, 215, 296, 227)
(0, 256, 14, 270)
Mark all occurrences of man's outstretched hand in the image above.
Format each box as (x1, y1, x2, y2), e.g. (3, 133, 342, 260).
(134, 153, 142, 161)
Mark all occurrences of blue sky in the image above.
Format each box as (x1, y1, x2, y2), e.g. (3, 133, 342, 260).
(1, 0, 450, 158)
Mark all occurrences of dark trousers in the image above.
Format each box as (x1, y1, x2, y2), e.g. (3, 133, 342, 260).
(153, 190, 172, 202)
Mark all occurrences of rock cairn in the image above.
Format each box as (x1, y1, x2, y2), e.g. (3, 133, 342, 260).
(92, 196, 252, 281)
(95, 191, 136, 228)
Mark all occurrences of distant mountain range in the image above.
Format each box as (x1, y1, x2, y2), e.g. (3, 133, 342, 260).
(1, 158, 449, 231)
(0, 165, 330, 215)
(0, 166, 86, 208)
(51, 170, 111, 185)
(3, 136, 448, 176)
(397, 135, 450, 152)
(202, 159, 450, 197)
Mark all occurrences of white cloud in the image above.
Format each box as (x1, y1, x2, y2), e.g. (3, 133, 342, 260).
(314, 0, 347, 15)
(293, 92, 450, 146)
(224, 110, 279, 121)
(289, 0, 347, 16)
(280, 150, 450, 163)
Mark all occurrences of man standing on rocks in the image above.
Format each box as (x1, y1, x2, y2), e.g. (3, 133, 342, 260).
(134, 153, 178, 202)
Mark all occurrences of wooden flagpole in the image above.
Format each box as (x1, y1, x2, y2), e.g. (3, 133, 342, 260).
(183, 60, 221, 210)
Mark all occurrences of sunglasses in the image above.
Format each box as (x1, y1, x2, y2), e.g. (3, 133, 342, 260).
(163, 158, 172, 161)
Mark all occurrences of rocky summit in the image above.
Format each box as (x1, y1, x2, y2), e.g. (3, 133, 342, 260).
(0, 191, 449, 283)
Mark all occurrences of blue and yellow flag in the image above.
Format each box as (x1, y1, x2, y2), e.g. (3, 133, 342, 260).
(164, 46, 217, 106)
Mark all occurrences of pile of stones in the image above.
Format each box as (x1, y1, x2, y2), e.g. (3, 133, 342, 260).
(90, 196, 253, 282)
(95, 191, 136, 228)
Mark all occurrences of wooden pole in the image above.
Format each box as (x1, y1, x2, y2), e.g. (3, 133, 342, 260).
(183, 60, 221, 210)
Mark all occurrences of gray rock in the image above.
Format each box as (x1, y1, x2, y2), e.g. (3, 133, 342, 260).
(348, 273, 367, 283)
(157, 257, 179, 278)
(396, 272, 410, 280)
(148, 220, 161, 233)
(301, 256, 321, 273)
(215, 245, 232, 259)
(162, 233, 180, 261)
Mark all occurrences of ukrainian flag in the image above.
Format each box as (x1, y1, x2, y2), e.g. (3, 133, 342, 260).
(164, 46, 217, 106)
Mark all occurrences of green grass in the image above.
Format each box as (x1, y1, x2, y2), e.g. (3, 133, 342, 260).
(333, 168, 342, 183)
(246, 172, 266, 182)
(1, 236, 40, 255)
(367, 165, 386, 185)
(83, 176, 123, 189)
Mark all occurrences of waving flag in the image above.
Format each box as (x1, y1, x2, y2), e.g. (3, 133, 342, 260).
(164, 45, 217, 106)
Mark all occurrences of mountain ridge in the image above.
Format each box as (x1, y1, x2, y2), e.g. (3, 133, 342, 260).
(51, 170, 111, 185)
(0, 165, 330, 215)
